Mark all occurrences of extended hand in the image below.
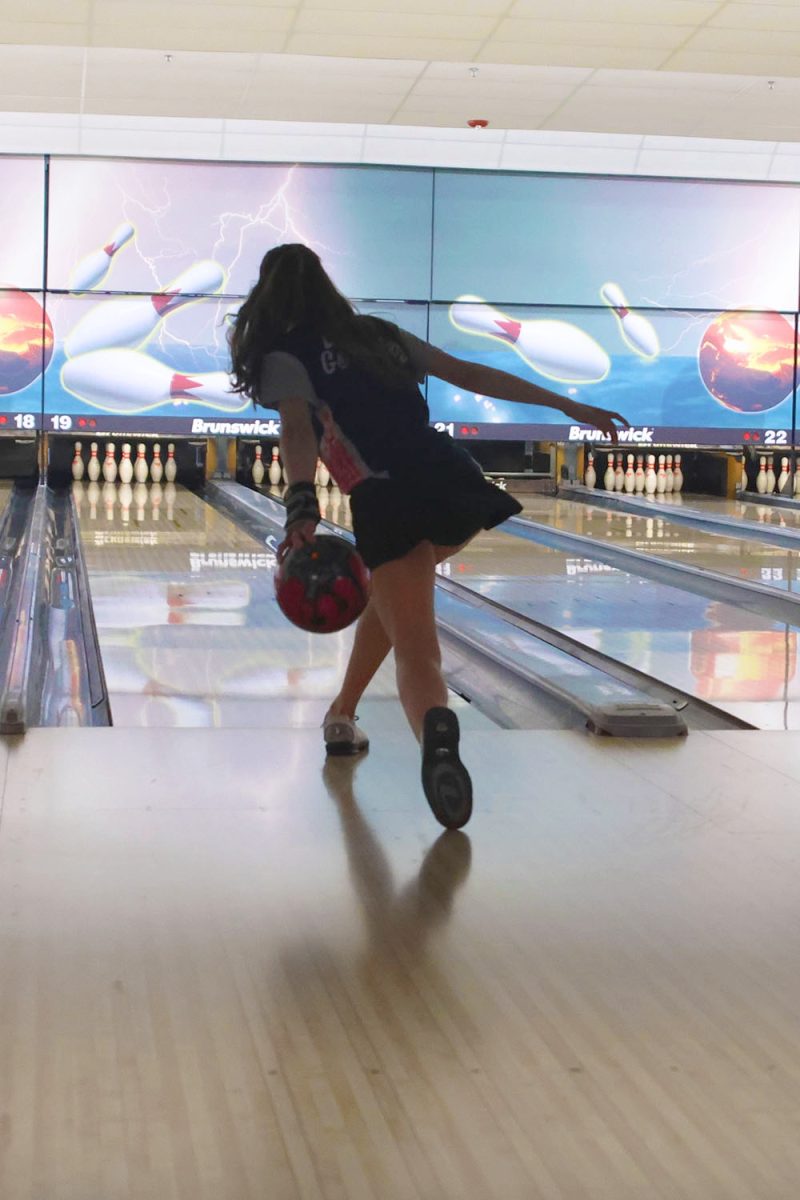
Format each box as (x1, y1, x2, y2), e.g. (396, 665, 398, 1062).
(277, 519, 318, 564)
(565, 402, 630, 445)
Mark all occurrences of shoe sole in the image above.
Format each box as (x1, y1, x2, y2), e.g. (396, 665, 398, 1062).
(421, 707, 473, 830)
(324, 721, 369, 757)
(325, 740, 369, 757)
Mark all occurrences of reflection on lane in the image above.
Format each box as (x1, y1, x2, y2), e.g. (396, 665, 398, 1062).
(516, 494, 800, 593)
(75, 480, 379, 729)
(677, 491, 800, 531)
(442, 502, 800, 731)
(265, 481, 800, 730)
(263, 480, 800, 724)
(75, 480, 492, 733)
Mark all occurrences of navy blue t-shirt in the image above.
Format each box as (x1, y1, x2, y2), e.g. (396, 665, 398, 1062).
(257, 321, 439, 488)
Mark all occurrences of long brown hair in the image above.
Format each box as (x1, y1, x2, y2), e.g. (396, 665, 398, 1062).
(228, 243, 416, 398)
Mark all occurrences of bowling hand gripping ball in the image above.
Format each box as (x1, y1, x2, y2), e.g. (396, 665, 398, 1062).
(275, 534, 370, 633)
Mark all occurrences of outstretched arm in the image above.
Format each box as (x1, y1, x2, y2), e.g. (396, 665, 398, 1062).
(277, 391, 319, 561)
(422, 344, 629, 443)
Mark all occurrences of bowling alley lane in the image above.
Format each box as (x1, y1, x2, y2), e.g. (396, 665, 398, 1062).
(669, 490, 800, 531)
(284, 483, 800, 730)
(73, 480, 494, 733)
(440, 516, 800, 729)
(514, 493, 800, 592)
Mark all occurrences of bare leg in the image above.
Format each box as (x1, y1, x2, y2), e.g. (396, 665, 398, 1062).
(330, 598, 391, 718)
(329, 539, 472, 722)
(370, 540, 447, 741)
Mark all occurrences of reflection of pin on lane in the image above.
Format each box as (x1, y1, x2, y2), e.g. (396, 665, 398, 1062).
(600, 282, 659, 359)
(65, 260, 225, 358)
(61, 348, 249, 414)
(69, 222, 135, 292)
(450, 294, 609, 383)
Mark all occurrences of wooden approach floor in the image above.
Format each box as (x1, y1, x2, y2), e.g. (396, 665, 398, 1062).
(2, 724, 800, 1199)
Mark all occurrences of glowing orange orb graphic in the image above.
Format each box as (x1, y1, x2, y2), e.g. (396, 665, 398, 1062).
(698, 310, 795, 414)
(0, 289, 53, 395)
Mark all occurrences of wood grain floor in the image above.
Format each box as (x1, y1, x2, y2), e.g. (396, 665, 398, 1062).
(1, 725, 800, 1198)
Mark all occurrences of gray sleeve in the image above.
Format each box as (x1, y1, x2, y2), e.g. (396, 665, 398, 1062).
(258, 351, 318, 410)
(394, 329, 431, 383)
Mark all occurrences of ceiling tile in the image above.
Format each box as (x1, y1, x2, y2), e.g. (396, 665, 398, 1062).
(286, 33, 485, 59)
(666, 48, 800, 73)
(491, 17, 693, 48)
(687, 26, 800, 53)
(301, 0, 509, 11)
(709, 3, 800, 32)
(292, 10, 497, 38)
(477, 42, 672, 68)
(0, 0, 89, 22)
(0, 45, 83, 95)
(509, 0, 717, 19)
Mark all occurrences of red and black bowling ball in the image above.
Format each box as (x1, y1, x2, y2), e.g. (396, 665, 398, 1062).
(275, 534, 370, 633)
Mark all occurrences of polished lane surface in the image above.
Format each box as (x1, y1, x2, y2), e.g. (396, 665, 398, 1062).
(516, 494, 800, 593)
(74, 481, 493, 733)
(572, 488, 800, 534)
(282, 483, 800, 730)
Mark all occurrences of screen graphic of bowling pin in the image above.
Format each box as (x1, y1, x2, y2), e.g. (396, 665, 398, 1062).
(64, 259, 225, 359)
(449, 295, 609, 384)
(600, 282, 660, 359)
(69, 222, 135, 292)
(61, 348, 250, 415)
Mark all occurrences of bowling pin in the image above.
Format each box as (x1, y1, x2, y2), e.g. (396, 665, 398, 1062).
(329, 487, 342, 525)
(268, 445, 281, 486)
(118, 443, 133, 484)
(65, 260, 225, 358)
(795, 462, 800, 496)
(656, 454, 666, 494)
(740, 454, 748, 494)
(756, 456, 768, 494)
(600, 282, 660, 359)
(778, 457, 790, 494)
(634, 455, 645, 493)
(314, 459, 321, 486)
(71, 441, 84, 481)
(87, 441, 101, 482)
(604, 453, 615, 490)
(165, 443, 177, 483)
(252, 445, 265, 485)
(102, 442, 117, 483)
(766, 458, 776, 493)
(69, 222, 135, 292)
(673, 454, 684, 494)
(624, 453, 635, 494)
(134, 443, 149, 483)
(614, 453, 624, 491)
(665, 454, 674, 493)
(645, 454, 657, 495)
(584, 452, 596, 489)
(450, 294, 610, 383)
(319, 460, 331, 488)
(150, 444, 163, 483)
(61, 348, 248, 415)
(317, 486, 329, 521)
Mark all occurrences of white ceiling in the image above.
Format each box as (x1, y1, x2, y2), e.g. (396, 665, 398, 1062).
(1, 0, 799, 141)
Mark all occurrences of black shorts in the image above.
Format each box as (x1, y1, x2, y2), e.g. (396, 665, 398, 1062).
(350, 440, 522, 569)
